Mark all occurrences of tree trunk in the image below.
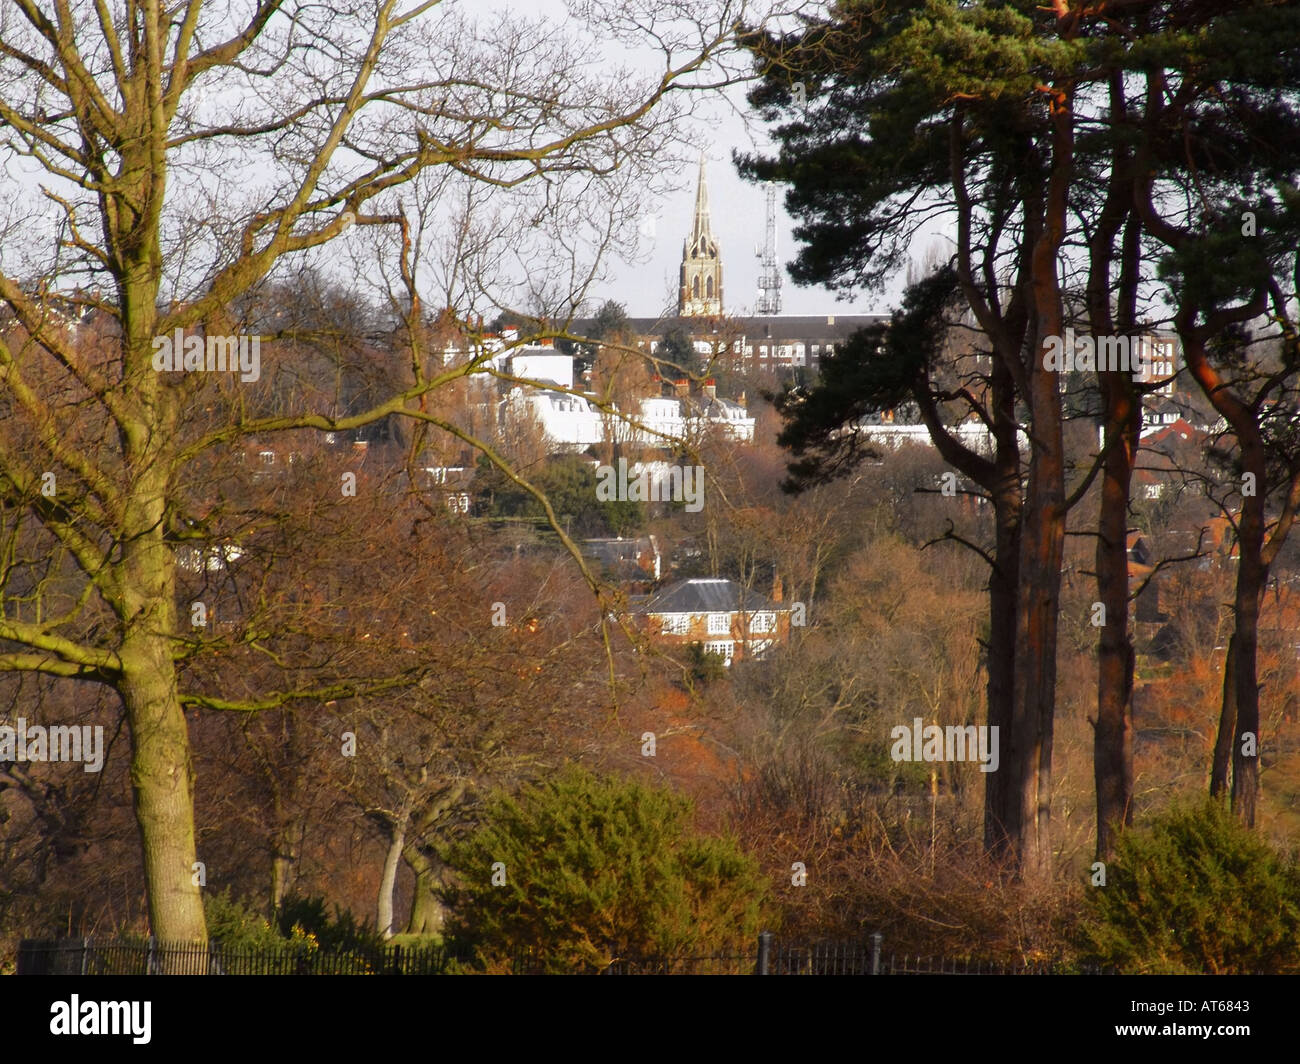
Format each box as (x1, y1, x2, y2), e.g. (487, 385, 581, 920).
(118, 456, 208, 952)
(265, 714, 304, 915)
(121, 673, 207, 950)
(111, 145, 208, 951)
(1094, 387, 1138, 859)
(1007, 76, 1075, 879)
(984, 460, 1022, 856)
(1176, 325, 1271, 825)
(1012, 377, 1067, 874)
(1011, 454, 1065, 878)
(271, 837, 299, 914)
(404, 844, 449, 937)
(1210, 635, 1237, 798)
(910, 325, 1023, 860)
(1013, 102, 1073, 877)
(1230, 480, 1266, 826)
(377, 813, 408, 939)
(1089, 136, 1140, 862)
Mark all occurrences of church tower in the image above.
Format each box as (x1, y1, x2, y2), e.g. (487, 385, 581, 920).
(679, 158, 723, 317)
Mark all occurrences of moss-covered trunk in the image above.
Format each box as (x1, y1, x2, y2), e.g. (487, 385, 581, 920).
(404, 845, 449, 937)
(118, 481, 207, 947)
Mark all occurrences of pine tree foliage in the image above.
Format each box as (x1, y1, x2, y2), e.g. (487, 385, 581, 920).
(442, 767, 769, 972)
(1079, 801, 1300, 974)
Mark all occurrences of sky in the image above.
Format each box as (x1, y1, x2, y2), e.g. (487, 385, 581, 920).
(545, 0, 937, 321)
(4, 0, 934, 321)
(594, 98, 901, 319)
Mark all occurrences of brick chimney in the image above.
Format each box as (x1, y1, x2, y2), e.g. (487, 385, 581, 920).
(673, 378, 689, 399)
(703, 378, 716, 401)
(771, 572, 783, 602)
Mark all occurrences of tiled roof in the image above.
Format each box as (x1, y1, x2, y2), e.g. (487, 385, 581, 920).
(635, 577, 775, 615)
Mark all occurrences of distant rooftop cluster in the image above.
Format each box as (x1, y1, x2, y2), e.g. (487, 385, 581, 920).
(502, 347, 754, 449)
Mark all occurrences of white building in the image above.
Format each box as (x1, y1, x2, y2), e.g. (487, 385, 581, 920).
(509, 350, 573, 390)
(505, 388, 754, 451)
(505, 388, 606, 449)
(857, 421, 996, 455)
(502, 349, 755, 451)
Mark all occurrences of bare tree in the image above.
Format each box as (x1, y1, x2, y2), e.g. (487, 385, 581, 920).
(0, 0, 754, 948)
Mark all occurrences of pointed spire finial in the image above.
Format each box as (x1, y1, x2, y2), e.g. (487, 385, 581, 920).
(691, 157, 713, 250)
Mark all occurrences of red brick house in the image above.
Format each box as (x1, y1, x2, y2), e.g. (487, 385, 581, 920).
(632, 577, 794, 665)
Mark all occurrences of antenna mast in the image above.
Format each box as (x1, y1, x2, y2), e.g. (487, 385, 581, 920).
(755, 184, 782, 315)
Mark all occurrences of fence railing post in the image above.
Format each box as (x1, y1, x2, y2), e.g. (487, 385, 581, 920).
(756, 930, 772, 975)
(870, 932, 882, 975)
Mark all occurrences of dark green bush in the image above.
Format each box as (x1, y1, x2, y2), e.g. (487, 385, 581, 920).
(204, 888, 314, 952)
(442, 766, 770, 973)
(274, 893, 384, 954)
(687, 642, 729, 685)
(1078, 800, 1300, 974)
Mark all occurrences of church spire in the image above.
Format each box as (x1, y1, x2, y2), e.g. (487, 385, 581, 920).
(690, 156, 714, 252)
(679, 157, 723, 316)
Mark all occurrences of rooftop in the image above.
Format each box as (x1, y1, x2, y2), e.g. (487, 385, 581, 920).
(634, 577, 779, 615)
(572, 314, 887, 343)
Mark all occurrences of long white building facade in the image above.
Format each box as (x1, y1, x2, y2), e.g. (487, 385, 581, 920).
(504, 382, 755, 451)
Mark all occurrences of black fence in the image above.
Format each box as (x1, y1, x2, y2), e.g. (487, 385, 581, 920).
(16, 937, 459, 975)
(17, 933, 1115, 975)
(590, 935, 1113, 976)
(593, 935, 879, 976)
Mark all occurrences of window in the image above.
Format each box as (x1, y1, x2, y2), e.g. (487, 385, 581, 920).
(693, 276, 700, 298)
(660, 614, 688, 635)
(259, 450, 275, 466)
(704, 640, 734, 665)
(749, 612, 776, 634)
(706, 276, 714, 298)
(706, 613, 731, 635)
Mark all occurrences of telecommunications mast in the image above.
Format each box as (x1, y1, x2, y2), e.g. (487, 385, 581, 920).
(755, 184, 782, 315)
